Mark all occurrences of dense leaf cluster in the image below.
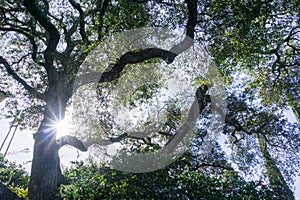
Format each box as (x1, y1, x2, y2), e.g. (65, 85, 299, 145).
(0, 154, 29, 199)
(60, 159, 291, 200)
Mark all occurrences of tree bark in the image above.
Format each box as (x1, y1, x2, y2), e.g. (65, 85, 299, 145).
(257, 135, 294, 199)
(291, 104, 300, 125)
(28, 97, 68, 200)
(0, 91, 6, 102)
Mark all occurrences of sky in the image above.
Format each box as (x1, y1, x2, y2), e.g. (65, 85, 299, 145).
(0, 99, 300, 199)
(0, 99, 88, 171)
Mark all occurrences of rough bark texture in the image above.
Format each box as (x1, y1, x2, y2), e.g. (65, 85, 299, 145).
(28, 97, 68, 200)
(0, 182, 24, 200)
(257, 135, 294, 199)
(291, 105, 300, 125)
(29, 132, 60, 200)
(0, 91, 6, 102)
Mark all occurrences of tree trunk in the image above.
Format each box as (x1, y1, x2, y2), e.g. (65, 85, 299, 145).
(291, 104, 300, 125)
(28, 97, 68, 200)
(257, 135, 294, 198)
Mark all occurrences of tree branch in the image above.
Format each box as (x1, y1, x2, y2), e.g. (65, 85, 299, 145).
(73, 47, 177, 90)
(0, 56, 45, 100)
(109, 133, 128, 143)
(83, 86, 209, 151)
(85, 132, 152, 147)
(74, 0, 198, 89)
(0, 27, 38, 61)
(162, 86, 210, 155)
(64, 21, 80, 55)
(96, 0, 110, 41)
(99, 48, 177, 82)
(23, 0, 60, 52)
(57, 135, 87, 151)
(134, 0, 174, 6)
(195, 162, 234, 171)
(68, 0, 89, 43)
(225, 114, 252, 136)
(185, 0, 197, 39)
(84, 133, 129, 147)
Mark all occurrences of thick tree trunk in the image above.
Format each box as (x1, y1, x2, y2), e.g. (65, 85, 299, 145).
(28, 97, 68, 200)
(28, 130, 61, 200)
(257, 135, 294, 199)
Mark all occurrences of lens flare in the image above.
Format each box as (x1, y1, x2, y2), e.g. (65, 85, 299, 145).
(55, 119, 70, 139)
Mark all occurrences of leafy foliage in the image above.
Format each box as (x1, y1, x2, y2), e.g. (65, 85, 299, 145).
(197, 0, 299, 114)
(224, 89, 300, 186)
(61, 158, 291, 200)
(0, 154, 29, 199)
(0, 0, 299, 198)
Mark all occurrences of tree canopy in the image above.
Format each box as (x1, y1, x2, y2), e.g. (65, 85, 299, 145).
(0, 0, 299, 199)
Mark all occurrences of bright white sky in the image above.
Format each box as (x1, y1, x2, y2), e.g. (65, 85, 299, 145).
(0, 99, 88, 172)
(0, 99, 300, 199)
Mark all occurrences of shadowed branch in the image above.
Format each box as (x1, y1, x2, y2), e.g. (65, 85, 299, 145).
(0, 56, 45, 100)
(57, 135, 87, 151)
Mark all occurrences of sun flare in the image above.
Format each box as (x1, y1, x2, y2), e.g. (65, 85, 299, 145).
(55, 119, 70, 139)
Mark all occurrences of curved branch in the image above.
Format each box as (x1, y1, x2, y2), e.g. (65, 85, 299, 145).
(225, 115, 252, 135)
(68, 0, 89, 43)
(57, 135, 87, 151)
(73, 47, 177, 90)
(83, 86, 210, 152)
(23, 0, 60, 52)
(162, 86, 210, 155)
(99, 48, 177, 82)
(74, 0, 198, 89)
(0, 56, 45, 100)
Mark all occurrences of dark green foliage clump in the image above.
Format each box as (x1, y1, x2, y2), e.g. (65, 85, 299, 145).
(61, 158, 291, 200)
